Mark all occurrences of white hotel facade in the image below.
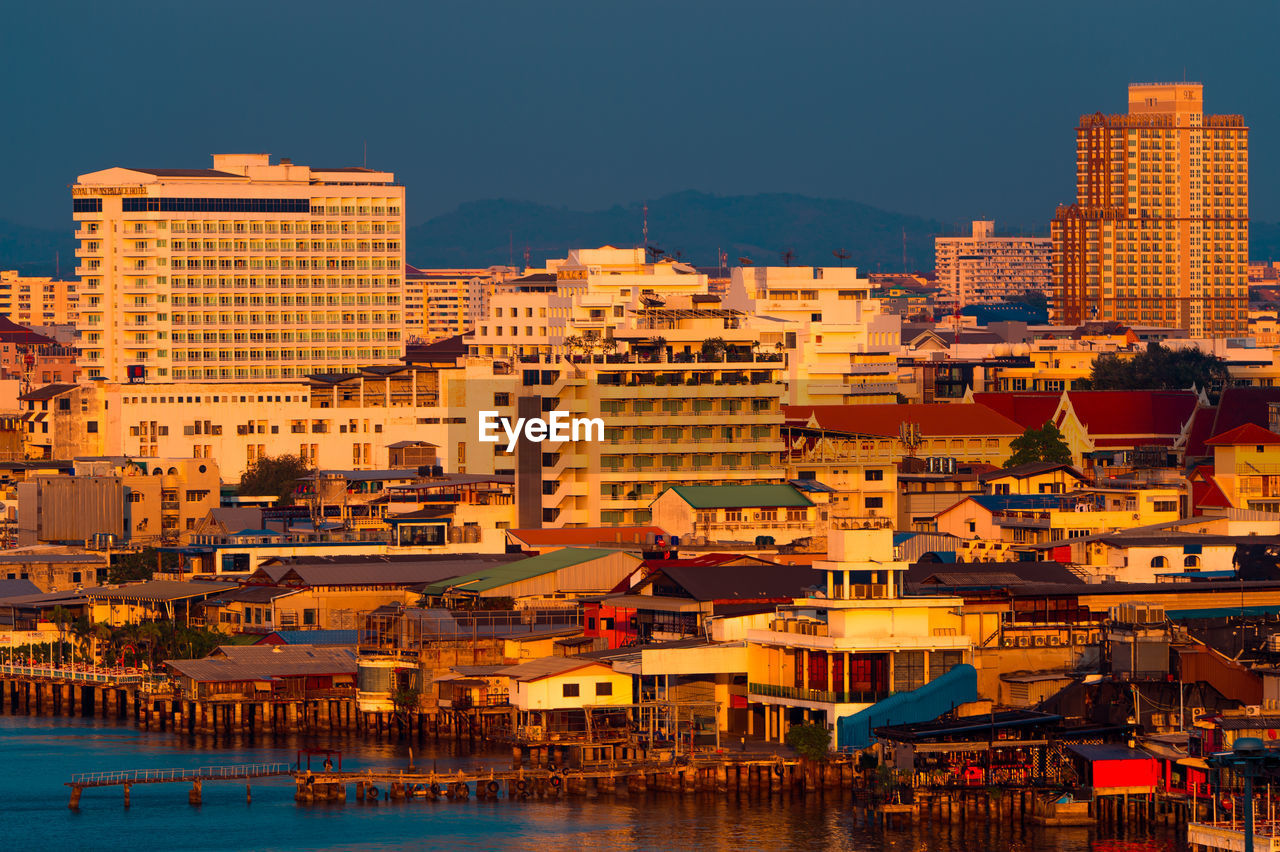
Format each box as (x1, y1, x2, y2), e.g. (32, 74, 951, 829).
(72, 154, 406, 383)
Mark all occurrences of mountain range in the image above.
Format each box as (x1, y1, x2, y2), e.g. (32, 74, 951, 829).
(3, 193, 1280, 277)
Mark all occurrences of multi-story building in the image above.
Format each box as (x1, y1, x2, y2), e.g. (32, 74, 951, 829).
(0, 271, 79, 327)
(743, 526, 972, 748)
(934, 221, 1051, 305)
(1052, 84, 1249, 336)
(725, 266, 900, 404)
(16, 457, 219, 546)
(404, 265, 513, 342)
(71, 154, 406, 383)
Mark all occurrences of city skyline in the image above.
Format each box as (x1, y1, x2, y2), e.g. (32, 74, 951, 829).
(3, 1, 1278, 233)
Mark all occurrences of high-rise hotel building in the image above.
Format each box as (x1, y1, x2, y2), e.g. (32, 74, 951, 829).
(72, 154, 405, 382)
(1051, 84, 1248, 336)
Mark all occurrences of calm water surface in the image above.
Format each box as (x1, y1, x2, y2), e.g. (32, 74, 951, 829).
(0, 716, 1185, 851)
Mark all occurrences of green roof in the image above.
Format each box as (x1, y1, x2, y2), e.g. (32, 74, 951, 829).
(664, 484, 812, 510)
(422, 547, 618, 596)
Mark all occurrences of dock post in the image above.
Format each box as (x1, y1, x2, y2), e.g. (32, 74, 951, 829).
(123, 783, 131, 808)
(246, 784, 252, 804)
(189, 779, 202, 806)
(356, 780, 366, 802)
(68, 786, 81, 809)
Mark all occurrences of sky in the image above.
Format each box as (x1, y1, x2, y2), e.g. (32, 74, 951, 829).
(3, 0, 1279, 231)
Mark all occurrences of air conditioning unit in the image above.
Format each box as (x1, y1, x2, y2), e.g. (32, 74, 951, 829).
(1191, 706, 1206, 721)
(1247, 705, 1262, 717)
(1033, 635, 1047, 647)
(1002, 635, 1016, 647)
(1048, 635, 1062, 647)
(1017, 636, 1030, 648)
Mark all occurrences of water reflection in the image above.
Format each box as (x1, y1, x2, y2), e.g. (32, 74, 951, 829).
(0, 716, 1180, 852)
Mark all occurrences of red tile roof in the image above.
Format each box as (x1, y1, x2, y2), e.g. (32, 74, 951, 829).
(784, 403, 1024, 438)
(1192, 477, 1231, 512)
(1197, 388, 1280, 445)
(1204, 423, 1280, 447)
(1060, 390, 1199, 438)
(1183, 406, 1218, 457)
(508, 526, 667, 547)
(970, 393, 1061, 430)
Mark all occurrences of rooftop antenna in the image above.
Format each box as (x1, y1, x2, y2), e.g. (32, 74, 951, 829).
(363, 140, 367, 169)
(642, 203, 648, 249)
(833, 248, 850, 267)
(781, 248, 796, 267)
(902, 227, 907, 271)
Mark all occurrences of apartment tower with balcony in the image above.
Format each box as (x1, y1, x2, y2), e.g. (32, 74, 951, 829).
(72, 154, 406, 382)
(1051, 84, 1248, 336)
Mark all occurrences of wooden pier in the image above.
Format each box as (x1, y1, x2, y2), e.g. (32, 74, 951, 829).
(65, 762, 292, 808)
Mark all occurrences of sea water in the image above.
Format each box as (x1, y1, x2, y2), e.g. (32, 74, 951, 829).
(0, 716, 1179, 851)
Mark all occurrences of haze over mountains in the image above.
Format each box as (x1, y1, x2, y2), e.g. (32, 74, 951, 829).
(4, 192, 1280, 277)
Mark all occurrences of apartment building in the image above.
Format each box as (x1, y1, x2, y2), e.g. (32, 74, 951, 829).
(0, 271, 79, 326)
(404, 265, 512, 341)
(1052, 84, 1248, 336)
(72, 154, 406, 383)
(725, 266, 900, 404)
(16, 457, 219, 546)
(934, 221, 1051, 304)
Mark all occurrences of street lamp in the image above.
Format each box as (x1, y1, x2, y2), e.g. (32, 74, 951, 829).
(1207, 736, 1280, 852)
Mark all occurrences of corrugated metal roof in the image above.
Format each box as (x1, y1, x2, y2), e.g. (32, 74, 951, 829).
(421, 548, 619, 595)
(665, 484, 811, 509)
(166, 646, 355, 682)
(496, 656, 611, 682)
(1066, 744, 1156, 761)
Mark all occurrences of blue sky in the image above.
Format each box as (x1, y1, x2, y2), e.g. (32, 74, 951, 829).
(3, 0, 1277, 229)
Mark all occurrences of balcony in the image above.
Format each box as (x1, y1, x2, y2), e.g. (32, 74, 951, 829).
(747, 682, 887, 706)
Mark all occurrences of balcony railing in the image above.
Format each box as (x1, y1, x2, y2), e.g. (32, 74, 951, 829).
(748, 682, 888, 705)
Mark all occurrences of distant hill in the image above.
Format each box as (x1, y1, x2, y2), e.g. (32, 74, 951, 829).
(0, 220, 74, 278)
(2, 196, 1279, 276)
(407, 191, 954, 272)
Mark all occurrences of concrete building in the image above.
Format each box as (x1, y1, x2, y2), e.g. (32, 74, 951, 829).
(404, 265, 512, 342)
(935, 221, 1052, 305)
(1052, 84, 1249, 336)
(743, 526, 972, 749)
(72, 154, 406, 383)
(0, 271, 79, 327)
(15, 456, 219, 546)
(724, 266, 900, 404)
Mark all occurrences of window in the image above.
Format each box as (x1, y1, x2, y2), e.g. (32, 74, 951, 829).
(1150, 556, 1167, 569)
(865, 496, 884, 509)
(865, 469, 883, 481)
(86, 421, 99, 433)
(1152, 500, 1178, 513)
(1184, 555, 1201, 569)
(595, 682, 613, 697)
(562, 683, 580, 698)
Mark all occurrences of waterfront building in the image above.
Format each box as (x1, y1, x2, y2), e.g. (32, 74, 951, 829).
(71, 154, 406, 383)
(0, 270, 79, 327)
(743, 526, 973, 749)
(934, 221, 1052, 305)
(1051, 84, 1248, 336)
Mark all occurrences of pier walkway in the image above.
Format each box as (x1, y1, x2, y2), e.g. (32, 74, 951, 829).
(66, 762, 292, 807)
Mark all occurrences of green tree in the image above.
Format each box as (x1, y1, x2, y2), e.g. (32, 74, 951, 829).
(1005, 423, 1073, 468)
(109, 547, 177, 584)
(238, 453, 313, 506)
(700, 337, 727, 362)
(784, 722, 832, 762)
(1090, 343, 1228, 394)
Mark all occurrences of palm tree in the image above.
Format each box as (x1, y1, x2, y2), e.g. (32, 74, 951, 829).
(49, 605, 72, 666)
(650, 336, 668, 363)
(70, 615, 94, 663)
